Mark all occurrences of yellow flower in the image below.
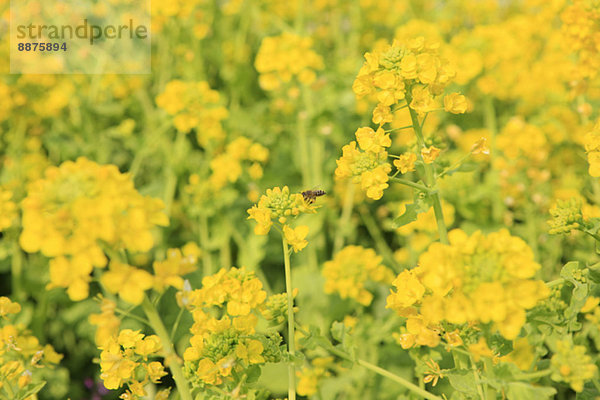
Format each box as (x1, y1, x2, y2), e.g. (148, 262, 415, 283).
(372, 104, 394, 125)
(0, 297, 21, 318)
(235, 340, 265, 364)
(356, 127, 391, 153)
(20, 157, 168, 301)
(360, 164, 392, 200)
(443, 93, 468, 114)
(421, 146, 440, 164)
(255, 33, 323, 91)
(156, 80, 228, 145)
(101, 261, 154, 305)
(247, 206, 273, 235)
(551, 340, 597, 392)
(387, 229, 549, 344)
(393, 153, 417, 173)
(324, 246, 394, 306)
(153, 247, 198, 291)
(386, 270, 425, 308)
(145, 361, 167, 383)
(89, 298, 120, 347)
(0, 187, 17, 231)
(283, 225, 309, 253)
(409, 85, 435, 116)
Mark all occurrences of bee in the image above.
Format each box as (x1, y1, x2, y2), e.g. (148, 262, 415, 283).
(301, 189, 326, 204)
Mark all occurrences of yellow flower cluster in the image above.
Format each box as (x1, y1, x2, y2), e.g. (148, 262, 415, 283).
(323, 245, 395, 306)
(561, 0, 600, 81)
(101, 244, 199, 305)
(152, 244, 200, 292)
(353, 36, 466, 122)
(156, 80, 228, 146)
(335, 127, 392, 200)
(101, 261, 154, 306)
(247, 186, 313, 242)
(387, 229, 549, 349)
(585, 120, 600, 177)
(182, 268, 281, 387)
(0, 186, 17, 232)
(547, 198, 585, 235)
(550, 340, 597, 392)
(99, 329, 167, 398)
(495, 117, 550, 203)
(255, 32, 324, 91)
(209, 136, 269, 190)
(0, 297, 63, 399)
(19, 157, 169, 301)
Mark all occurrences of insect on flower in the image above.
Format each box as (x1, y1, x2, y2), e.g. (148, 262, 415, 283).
(301, 189, 326, 204)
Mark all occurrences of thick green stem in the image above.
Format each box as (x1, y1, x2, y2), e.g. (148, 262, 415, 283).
(141, 297, 193, 400)
(282, 237, 297, 400)
(405, 95, 448, 244)
(390, 177, 431, 193)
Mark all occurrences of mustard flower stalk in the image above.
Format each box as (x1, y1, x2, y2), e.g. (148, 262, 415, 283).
(405, 90, 448, 244)
(282, 235, 297, 400)
(141, 297, 193, 400)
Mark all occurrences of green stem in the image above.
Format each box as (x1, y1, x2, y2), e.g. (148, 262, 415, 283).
(142, 297, 193, 400)
(405, 93, 448, 244)
(515, 369, 552, 380)
(11, 241, 24, 301)
(199, 214, 213, 275)
(358, 206, 401, 271)
(333, 183, 355, 254)
(469, 355, 486, 400)
(324, 345, 441, 400)
(484, 97, 503, 223)
(390, 177, 431, 193)
(282, 237, 297, 400)
(170, 307, 185, 340)
(298, 88, 312, 188)
(357, 359, 442, 400)
(114, 307, 151, 327)
(583, 229, 600, 242)
(545, 278, 564, 288)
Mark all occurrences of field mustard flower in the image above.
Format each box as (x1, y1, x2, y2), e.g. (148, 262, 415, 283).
(387, 229, 549, 346)
(255, 33, 324, 91)
(323, 246, 395, 306)
(551, 340, 597, 392)
(20, 158, 168, 301)
(335, 127, 392, 200)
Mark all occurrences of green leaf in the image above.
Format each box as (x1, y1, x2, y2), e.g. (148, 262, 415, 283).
(393, 192, 432, 228)
(17, 382, 46, 400)
(560, 261, 589, 324)
(446, 370, 478, 395)
(331, 321, 346, 342)
(505, 382, 556, 400)
(587, 261, 600, 284)
(245, 364, 262, 383)
(560, 261, 581, 283)
(576, 381, 600, 399)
